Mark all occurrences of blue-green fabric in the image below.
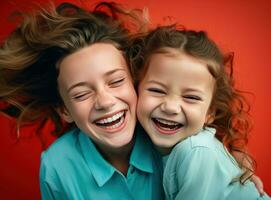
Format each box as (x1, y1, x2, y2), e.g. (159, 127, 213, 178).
(163, 128, 270, 200)
(40, 126, 164, 200)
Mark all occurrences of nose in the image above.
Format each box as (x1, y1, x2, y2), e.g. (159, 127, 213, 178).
(94, 89, 116, 110)
(160, 97, 181, 115)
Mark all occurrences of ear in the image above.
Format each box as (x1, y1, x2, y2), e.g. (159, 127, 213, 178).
(205, 107, 216, 125)
(205, 112, 215, 124)
(56, 106, 74, 123)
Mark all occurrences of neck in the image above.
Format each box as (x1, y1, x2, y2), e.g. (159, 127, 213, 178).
(96, 139, 135, 176)
(156, 146, 172, 156)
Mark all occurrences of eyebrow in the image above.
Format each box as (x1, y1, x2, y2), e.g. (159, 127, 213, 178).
(146, 80, 167, 88)
(183, 88, 205, 94)
(104, 68, 126, 76)
(67, 82, 89, 93)
(67, 68, 126, 93)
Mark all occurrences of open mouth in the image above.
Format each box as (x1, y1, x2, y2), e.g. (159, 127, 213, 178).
(152, 118, 183, 135)
(94, 110, 126, 130)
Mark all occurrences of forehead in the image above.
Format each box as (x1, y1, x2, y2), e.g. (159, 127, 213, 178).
(144, 51, 215, 89)
(60, 43, 126, 70)
(57, 43, 129, 89)
(147, 51, 210, 75)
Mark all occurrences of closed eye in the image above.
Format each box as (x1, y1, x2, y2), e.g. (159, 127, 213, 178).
(147, 88, 166, 94)
(110, 78, 125, 87)
(183, 95, 202, 102)
(72, 92, 92, 101)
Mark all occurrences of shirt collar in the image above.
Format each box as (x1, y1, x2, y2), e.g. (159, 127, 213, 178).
(78, 125, 154, 187)
(203, 127, 216, 135)
(79, 131, 115, 187)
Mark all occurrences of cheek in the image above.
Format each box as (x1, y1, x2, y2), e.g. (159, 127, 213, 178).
(185, 105, 210, 124)
(117, 83, 137, 109)
(137, 93, 157, 118)
(69, 101, 92, 119)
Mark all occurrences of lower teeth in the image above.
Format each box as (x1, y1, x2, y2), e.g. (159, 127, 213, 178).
(154, 119, 180, 130)
(100, 116, 124, 129)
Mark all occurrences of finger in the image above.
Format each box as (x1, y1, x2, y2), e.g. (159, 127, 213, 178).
(251, 175, 264, 196)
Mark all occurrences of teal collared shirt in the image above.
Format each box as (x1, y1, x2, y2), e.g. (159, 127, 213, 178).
(40, 126, 163, 200)
(163, 128, 270, 200)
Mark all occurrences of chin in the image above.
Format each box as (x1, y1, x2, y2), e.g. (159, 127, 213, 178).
(150, 137, 175, 148)
(111, 132, 134, 148)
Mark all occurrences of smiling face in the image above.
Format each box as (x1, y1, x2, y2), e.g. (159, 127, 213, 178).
(137, 49, 215, 154)
(57, 43, 137, 151)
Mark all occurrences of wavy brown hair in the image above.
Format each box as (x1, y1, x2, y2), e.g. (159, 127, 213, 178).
(0, 2, 144, 137)
(129, 24, 255, 183)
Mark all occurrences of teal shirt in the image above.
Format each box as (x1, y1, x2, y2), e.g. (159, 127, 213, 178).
(163, 128, 270, 200)
(40, 126, 164, 200)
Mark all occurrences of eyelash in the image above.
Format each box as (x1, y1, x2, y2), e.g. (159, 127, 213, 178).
(147, 88, 166, 94)
(110, 78, 125, 87)
(72, 92, 91, 101)
(146, 87, 203, 103)
(183, 95, 202, 101)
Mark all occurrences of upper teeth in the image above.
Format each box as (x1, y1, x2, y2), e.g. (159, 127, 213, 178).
(96, 111, 124, 124)
(155, 118, 179, 126)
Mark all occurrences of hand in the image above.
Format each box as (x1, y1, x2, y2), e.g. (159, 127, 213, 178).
(251, 174, 264, 196)
(231, 150, 264, 196)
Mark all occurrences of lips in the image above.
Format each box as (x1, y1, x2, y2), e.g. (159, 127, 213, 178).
(94, 110, 126, 130)
(152, 118, 183, 135)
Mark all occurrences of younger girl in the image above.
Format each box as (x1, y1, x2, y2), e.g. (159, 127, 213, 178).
(131, 25, 270, 199)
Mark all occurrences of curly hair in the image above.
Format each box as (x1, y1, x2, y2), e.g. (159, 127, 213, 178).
(129, 24, 255, 183)
(0, 2, 144, 137)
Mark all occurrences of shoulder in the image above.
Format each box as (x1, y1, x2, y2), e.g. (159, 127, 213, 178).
(165, 128, 225, 174)
(43, 128, 80, 154)
(166, 127, 240, 178)
(163, 129, 225, 199)
(40, 129, 93, 195)
(40, 128, 88, 189)
(190, 127, 219, 149)
(171, 128, 218, 158)
(40, 128, 81, 170)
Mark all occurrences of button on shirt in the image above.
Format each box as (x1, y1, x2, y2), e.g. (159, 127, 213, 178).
(40, 126, 164, 200)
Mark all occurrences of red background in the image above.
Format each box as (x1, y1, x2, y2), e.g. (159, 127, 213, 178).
(0, 0, 270, 199)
